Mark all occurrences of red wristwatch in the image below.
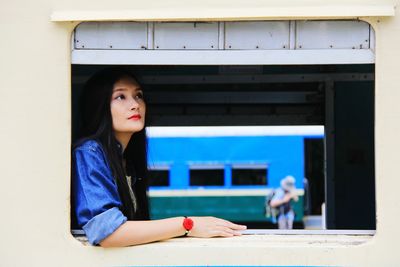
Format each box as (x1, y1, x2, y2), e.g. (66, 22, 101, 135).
(183, 216, 194, 236)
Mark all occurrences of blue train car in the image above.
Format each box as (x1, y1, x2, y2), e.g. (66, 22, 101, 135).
(146, 126, 323, 225)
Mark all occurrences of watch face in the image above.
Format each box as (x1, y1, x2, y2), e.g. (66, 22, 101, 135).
(183, 217, 194, 230)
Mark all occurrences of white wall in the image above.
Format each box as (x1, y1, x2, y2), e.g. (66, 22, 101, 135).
(0, 0, 398, 266)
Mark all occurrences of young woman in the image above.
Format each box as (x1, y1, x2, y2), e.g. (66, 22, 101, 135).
(71, 67, 246, 247)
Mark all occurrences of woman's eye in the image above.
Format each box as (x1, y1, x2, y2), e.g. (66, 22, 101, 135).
(135, 92, 144, 100)
(115, 94, 125, 100)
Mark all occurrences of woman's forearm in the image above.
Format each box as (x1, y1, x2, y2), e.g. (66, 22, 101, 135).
(99, 216, 247, 247)
(100, 217, 186, 247)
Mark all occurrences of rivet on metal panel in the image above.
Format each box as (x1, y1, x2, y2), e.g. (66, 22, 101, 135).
(109, 45, 113, 48)
(256, 46, 259, 49)
(211, 45, 214, 48)
(156, 46, 159, 49)
(183, 46, 186, 49)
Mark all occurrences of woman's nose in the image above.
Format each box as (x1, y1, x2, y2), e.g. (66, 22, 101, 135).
(130, 97, 140, 110)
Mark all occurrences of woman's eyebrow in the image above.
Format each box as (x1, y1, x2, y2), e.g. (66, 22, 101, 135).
(113, 87, 142, 92)
(113, 87, 127, 92)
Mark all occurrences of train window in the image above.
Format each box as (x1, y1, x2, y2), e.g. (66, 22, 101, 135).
(232, 164, 268, 186)
(147, 167, 170, 187)
(189, 165, 225, 186)
(72, 20, 376, 232)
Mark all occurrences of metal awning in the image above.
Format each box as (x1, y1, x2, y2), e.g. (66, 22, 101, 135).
(71, 20, 376, 65)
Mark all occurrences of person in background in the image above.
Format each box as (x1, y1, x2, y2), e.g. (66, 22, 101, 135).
(71, 67, 246, 247)
(269, 175, 299, 229)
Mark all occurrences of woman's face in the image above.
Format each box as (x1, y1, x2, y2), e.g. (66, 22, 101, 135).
(110, 76, 146, 137)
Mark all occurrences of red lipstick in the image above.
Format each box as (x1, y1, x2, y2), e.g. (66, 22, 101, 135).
(128, 114, 141, 120)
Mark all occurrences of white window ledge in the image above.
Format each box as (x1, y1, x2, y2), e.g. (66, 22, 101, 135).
(72, 229, 374, 247)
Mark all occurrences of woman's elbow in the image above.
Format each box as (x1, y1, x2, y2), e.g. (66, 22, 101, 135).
(99, 234, 142, 247)
(99, 234, 126, 247)
(99, 238, 117, 248)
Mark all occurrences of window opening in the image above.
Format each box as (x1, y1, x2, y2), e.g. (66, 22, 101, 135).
(148, 167, 170, 187)
(71, 20, 376, 232)
(189, 166, 225, 186)
(232, 164, 268, 186)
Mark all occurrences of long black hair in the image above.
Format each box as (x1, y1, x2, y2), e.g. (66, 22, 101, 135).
(74, 67, 149, 221)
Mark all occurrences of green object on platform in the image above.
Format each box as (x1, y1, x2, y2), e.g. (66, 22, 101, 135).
(150, 196, 304, 222)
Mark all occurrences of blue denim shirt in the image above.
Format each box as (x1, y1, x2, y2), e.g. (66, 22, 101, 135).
(72, 140, 127, 245)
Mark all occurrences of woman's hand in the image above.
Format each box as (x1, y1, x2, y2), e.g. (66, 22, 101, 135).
(188, 217, 247, 238)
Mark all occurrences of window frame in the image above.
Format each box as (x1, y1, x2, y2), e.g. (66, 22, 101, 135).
(71, 19, 376, 235)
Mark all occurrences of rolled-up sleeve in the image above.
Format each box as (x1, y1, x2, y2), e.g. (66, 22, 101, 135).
(73, 141, 127, 245)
